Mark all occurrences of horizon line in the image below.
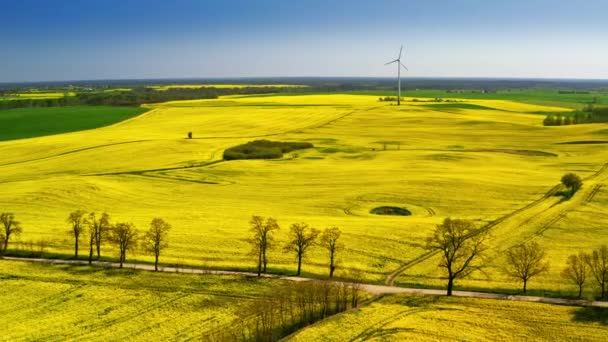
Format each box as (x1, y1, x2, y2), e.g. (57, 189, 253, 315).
(3, 76, 608, 86)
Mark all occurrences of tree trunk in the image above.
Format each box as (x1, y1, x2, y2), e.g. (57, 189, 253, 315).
(74, 235, 79, 259)
(447, 277, 454, 296)
(2, 238, 8, 256)
(329, 253, 335, 278)
(263, 249, 268, 273)
(88, 242, 93, 265)
(523, 279, 527, 294)
(578, 285, 583, 299)
(96, 241, 101, 259)
(155, 253, 159, 271)
(297, 253, 302, 276)
(119, 251, 124, 268)
(257, 249, 262, 276)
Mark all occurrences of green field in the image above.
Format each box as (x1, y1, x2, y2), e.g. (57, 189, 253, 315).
(0, 93, 606, 297)
(0, 260, 285, 340)
(0, 106, 148, 141)
(288, 294, 608, 341)
(353, 88, 608, 109)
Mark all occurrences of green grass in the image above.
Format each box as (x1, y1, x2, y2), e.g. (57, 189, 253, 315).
(0, 106, 148, 141)
(349, 89, 608, 109)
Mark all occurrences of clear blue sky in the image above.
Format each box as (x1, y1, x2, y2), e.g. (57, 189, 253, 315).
(1, 0, 607, 82)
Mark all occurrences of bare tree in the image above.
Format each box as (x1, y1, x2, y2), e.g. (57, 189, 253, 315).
(504, 241, 549, 294)
(95, 212, 111, 259)
(561, 252, 588, 298)
(425, 218, 487, 296)
(0, 212, 22, 256)
(67, 210, 87, 259)
(248, 215, 280, 276)
(143, 217, 171, 271)
(586, 245, 608, 299)
(86, 212, 100, 264)
(284, 223, 319, 276)
(320, 227, 342, 278)
(109, 222, 138, 268)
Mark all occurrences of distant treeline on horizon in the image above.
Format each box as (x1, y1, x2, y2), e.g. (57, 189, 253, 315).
(3, 77, 608, 91)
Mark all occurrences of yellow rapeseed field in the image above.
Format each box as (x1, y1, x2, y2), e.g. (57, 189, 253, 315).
(148, 84, 308, 90)
(0, 94, 606, 294)
(287, 294, 608, 341)
(0, 260, 284, 340)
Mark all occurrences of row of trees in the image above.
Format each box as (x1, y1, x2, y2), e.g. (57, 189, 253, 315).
(425, 217, 608, 299)
(562, 246, 608, 299)
(204, 280, 362, 342)
(3, 209, 606, 301)
(2, 84, 338, 110)
(248, 216, 342, 277)
(543, 106, 608, 126)
(66, 210, 172, 270)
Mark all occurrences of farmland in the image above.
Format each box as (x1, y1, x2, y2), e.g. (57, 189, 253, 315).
(0, 93, 607, 298)
(148, 84, 308, 90)
(0, 106, 148, 141)
(0, 260, 284, 340)
(288, 294, 608, 341)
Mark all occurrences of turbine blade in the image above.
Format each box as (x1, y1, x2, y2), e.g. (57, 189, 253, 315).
(399, 45, 403, 59)
(384, 59, 398, 65)
(400, 62, 408, 71)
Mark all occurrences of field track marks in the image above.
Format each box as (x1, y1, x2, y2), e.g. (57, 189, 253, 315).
(385, 162, 608, 286)
(7, 257, 607, 308)
(585, 184, 603, 203)
(189, 105, 382, 141)
(85, 160, 225, 177)
(0, 140, 152, 168)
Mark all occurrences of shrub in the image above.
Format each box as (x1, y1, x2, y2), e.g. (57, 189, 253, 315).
(223, 140, 313, 160)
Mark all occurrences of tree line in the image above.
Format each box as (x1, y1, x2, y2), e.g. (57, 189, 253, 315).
(64, 210, 171, 270)
(247, 216, 342, 278)
(204, 280, 362, 342)
(424, 217, 608, 300)
(0, 86, 299, 110)
(543, 105, 608, 126)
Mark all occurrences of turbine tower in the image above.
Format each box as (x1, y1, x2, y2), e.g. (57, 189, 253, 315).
(385, 45, 408, 105)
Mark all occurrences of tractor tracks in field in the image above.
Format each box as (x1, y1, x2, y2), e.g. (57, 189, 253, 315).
(585, 184, 603, 203)
(384, 162, 608, 286)
(0, 140, 153, 168)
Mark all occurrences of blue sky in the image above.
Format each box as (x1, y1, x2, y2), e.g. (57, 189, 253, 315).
(1, 0, 607, 82)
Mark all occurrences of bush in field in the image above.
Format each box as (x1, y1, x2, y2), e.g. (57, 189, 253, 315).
(561, 173, 583, 198)
(223, 140, 313, 160)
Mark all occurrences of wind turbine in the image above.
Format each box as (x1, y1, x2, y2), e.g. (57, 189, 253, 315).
(385, 45, 408, 105)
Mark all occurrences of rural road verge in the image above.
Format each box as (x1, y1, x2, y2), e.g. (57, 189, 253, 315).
(4, 256, 607, 308)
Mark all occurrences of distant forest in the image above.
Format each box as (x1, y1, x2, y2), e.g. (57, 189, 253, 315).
(2, 77, 608, 110)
